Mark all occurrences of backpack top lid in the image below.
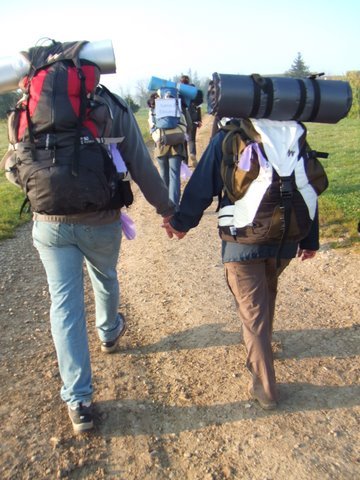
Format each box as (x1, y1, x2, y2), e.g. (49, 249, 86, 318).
(22, 39, 117, 75)
(23, 40, 89, 73)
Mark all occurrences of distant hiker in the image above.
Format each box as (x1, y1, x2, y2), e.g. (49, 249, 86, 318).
(147, 91, 159, 139)
(148, 87, 188, 210)
(162, 118, 327, 410)
(2, 40, 175, 434)
(179, 74, 203, 168)
(207, 80, 222, 139)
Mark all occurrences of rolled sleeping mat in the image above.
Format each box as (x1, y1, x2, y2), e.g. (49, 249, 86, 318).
(0, 39, 116, 94)
(78, 39, 116, 74)
(0, 53, 30, 94)
(148, 76, 197, 105)
(209, 72, 352, 124)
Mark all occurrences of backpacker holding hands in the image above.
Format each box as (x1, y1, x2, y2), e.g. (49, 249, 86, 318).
(1, 38, 175, 434)
(163, 116, 329, 410)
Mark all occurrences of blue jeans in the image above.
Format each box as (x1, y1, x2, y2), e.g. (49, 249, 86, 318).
(157, 154, 182, 209)
(32, 220, 123, 405)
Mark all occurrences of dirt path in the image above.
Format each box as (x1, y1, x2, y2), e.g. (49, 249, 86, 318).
(0, 116, 359, 479)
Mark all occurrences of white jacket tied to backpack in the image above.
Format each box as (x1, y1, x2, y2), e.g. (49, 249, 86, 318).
(218, 119, 328, 245)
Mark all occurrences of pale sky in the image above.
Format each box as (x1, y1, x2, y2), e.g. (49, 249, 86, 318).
(0, 0, 359, 95)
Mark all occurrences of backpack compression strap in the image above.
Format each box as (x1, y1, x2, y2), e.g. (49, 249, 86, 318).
(68, 43, 90, 176)
(72, 65, 87, 176)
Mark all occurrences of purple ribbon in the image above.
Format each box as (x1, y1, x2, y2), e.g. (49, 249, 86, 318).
(238, 143, 268, 171)
(110, 144, 127, 173)
(121, 212, 136, 240)
(181, 161, 192, 180)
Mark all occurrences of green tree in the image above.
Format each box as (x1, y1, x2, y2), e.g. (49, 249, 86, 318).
(0, 91, 20, 119)
(346, 71, 360, 119)
(124, 94, 140, 113)
(285, 52, 311, 78)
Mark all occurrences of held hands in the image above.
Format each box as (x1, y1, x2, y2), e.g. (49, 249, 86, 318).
(297, 248, 317, 261)
(162, 216, 187, 240)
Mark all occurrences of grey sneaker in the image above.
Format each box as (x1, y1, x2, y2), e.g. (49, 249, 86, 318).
(68, 402, 94, 433)
(101, 315, 127, 353)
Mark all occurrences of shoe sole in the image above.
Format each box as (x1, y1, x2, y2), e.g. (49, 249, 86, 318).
(248, 387, 278, 410)
(101, 321, 127, 353)
(71, 420, 94, 434)
(68, 407, 94, 434)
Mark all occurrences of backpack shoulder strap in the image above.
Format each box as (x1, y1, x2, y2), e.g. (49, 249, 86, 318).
(220, 122, 252, 161)
(95, 85, 128, 143)
(239, 118, 262, 143)
(97, 84, 128, 112)
(217, 122, 256, 209)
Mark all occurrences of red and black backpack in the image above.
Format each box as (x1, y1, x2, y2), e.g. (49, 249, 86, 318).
(4, 39, 132, 214)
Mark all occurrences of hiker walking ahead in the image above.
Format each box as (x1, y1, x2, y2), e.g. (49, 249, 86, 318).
(163, 118, 325, 410)
(148, 89, 188, 210)
(179, 74, 203, 168)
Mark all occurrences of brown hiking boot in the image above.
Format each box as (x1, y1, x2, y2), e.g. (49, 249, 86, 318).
(248, 385, 278, 410)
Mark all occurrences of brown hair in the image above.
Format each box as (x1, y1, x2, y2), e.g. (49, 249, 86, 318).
(180, 75, 190, 84)
(147, 92, 159, 108)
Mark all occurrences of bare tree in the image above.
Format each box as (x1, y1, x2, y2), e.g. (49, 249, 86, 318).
(135, 79, 151, 108)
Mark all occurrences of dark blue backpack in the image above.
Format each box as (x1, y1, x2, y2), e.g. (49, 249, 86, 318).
(155, 87, 182, 129)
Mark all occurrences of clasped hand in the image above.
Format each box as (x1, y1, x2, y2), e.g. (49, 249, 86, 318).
(297, 248, 317, 261)
(162, 216, 186, 239)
